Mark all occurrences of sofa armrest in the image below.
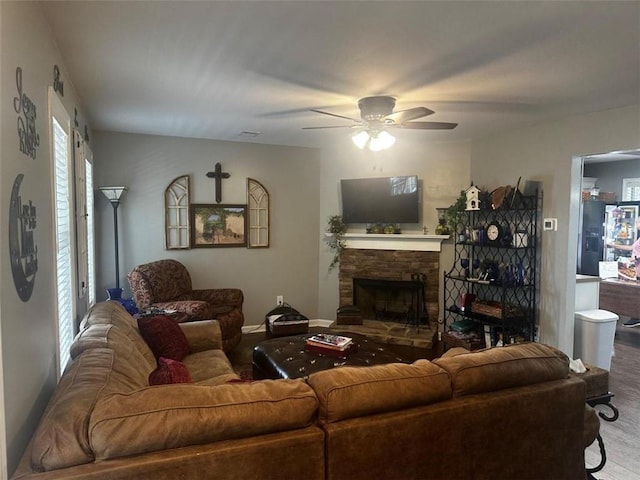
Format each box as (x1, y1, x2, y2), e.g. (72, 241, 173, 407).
(179, 320, 223, 352)
(191, 288, 244, 309)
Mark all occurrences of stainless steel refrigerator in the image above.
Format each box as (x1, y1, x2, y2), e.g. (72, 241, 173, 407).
(579, 200, 606, 276)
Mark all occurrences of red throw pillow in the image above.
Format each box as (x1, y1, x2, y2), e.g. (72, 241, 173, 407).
(149, 357, 193, 385)
(137, 315, 190, 361)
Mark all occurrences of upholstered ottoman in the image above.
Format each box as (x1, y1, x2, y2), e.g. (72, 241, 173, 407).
(252, 333, 413, 379)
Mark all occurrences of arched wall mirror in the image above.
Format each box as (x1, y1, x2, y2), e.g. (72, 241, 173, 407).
(247, 178, 269, 248)
(165, 175, 190, 249)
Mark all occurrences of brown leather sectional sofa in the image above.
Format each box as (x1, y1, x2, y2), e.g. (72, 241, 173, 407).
(12, 301, 596, 479)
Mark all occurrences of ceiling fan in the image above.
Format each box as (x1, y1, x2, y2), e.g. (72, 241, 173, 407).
(302, 96, 458, 151)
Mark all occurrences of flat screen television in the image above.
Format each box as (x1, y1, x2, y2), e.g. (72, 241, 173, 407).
(340, 175, 420, 224)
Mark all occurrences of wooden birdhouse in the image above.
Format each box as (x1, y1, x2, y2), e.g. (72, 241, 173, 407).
(465, 185, 481, 211)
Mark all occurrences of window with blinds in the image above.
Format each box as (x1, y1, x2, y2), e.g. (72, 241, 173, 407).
(622, 177, 640, 201)
(86, 158, 96, 306)
(50, 89, 75, 376)
(73, 131, 95, 304)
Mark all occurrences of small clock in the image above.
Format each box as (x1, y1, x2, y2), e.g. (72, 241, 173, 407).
(486, 222, 503, 244)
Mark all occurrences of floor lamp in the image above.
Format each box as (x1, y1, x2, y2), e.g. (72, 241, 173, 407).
(99, 186, 128, 300)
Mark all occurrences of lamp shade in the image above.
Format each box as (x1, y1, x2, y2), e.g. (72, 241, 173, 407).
(369, 130, 396, 151)
(352, 130, 370, 149)
(351, 129, 395, 151)
(99, 186, 128, 203)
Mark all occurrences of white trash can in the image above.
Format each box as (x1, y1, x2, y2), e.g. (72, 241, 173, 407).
(574, 309, 618, 370)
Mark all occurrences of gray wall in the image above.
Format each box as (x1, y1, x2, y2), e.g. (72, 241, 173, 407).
(471, 105, 640, 355)
(1, 1, 93, 474)
(317, 138, 472, 321)
(92, 132, 321, 326)
(1, 1, 638, 477)
(584, 159, 640, 198)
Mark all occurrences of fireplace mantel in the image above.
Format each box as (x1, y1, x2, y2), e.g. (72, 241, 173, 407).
(330, 233, 450, 252)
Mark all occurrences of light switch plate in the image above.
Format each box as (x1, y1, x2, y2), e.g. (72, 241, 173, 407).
(543, 218, 558, 231)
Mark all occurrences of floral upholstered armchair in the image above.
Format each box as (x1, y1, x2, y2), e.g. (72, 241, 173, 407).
(127, 259, 244, 352)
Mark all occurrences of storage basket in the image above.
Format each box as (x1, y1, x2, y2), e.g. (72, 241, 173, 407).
(471, 301, 523, 319)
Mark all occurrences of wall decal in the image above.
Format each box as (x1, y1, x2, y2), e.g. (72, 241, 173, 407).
(13, 67, 40, 159)
(84, 125, 90, 143)
(206, 162, 230, 203)
(9, 174, 38, 302)
(74, 107, 79, 127)
(53, 65, 64, 96)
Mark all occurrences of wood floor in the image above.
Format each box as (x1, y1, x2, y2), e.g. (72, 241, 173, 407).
(229, 322, 640, 479)
(585, 317, 640, 479)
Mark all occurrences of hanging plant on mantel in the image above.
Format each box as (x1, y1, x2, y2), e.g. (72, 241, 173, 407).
(325, 215, 346, 272)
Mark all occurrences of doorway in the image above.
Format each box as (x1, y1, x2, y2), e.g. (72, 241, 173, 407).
(576, 148, 640, 479)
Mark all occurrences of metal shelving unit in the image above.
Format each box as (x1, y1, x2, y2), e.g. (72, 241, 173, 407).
(442, 192, 540, 350)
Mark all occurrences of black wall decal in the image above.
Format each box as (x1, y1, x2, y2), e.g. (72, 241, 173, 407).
(13, 67, 40, 159)
(9, 174, 38, 302)
(74, 107, 79, 127)
(53, 65, 64, 96)
(84, 125, 90, 143)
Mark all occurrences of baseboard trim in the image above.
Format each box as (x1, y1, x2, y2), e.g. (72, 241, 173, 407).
(242, 319, 333, 334)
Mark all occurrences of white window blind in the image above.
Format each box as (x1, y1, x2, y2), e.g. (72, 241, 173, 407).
(622, 178, 640, 201)
(85, 156, 96, 306)
(74, 130, 88, 299)
(50, 89, 75, 376)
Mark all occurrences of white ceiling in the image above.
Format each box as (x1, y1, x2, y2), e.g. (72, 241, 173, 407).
(41, 1, 640, 150)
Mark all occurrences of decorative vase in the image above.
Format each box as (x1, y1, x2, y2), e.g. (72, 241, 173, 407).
(107, 287, 123, 301)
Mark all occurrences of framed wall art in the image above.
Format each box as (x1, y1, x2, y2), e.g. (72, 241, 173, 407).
(190, 204, 247, 248)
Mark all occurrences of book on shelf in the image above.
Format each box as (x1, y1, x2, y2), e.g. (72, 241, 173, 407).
(449, 318, 478, 334)
(483, 324, 492, 349)
(306, 334, 353, 351)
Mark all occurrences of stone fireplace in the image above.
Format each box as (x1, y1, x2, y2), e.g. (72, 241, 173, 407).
(339, 248, 440, 324)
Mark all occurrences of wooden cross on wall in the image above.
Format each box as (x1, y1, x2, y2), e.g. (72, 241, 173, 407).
(206, 162, 230, 203)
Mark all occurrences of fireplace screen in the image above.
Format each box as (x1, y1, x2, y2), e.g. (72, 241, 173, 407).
(353, 277, 428, 326)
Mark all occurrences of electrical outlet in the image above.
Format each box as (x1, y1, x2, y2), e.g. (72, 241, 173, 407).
(277, 295, 284, 306)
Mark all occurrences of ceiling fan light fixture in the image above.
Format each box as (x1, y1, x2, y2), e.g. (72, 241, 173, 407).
(351, 130, 370, 149)
(369, 130, 395, 151)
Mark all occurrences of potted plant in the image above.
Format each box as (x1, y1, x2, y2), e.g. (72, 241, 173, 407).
(445, 190, 467, 233)
(325, 215, 346, 271)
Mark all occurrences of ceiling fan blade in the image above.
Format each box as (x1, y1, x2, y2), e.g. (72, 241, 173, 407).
(302, 125, 356, 130)
(385, 106, 434, 124)
(310, 109, 362, 123)
(394, 121, 458, 130)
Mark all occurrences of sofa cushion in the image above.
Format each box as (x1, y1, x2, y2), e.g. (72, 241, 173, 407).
(307, 360, 452, 425)
(73, 300, 156, 367)
(149, 357, 194, 385)
(182, 349, 238, 383)
(137, 315, 190, 361)
(31, 349, 114, 471)
(88, 379, 318, 460)
(434, 343, 570, 397)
